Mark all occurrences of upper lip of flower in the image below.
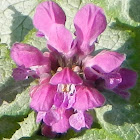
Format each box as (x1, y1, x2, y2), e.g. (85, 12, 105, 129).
(33, 1, 107, 57)
(50, 67, 83, 85)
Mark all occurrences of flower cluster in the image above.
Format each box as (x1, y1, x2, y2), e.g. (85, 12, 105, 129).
(10, 1, 137, 136)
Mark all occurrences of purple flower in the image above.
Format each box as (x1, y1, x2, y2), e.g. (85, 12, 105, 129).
(11, 43, 51, 80)
(10, 1, 137, 137)
(83, 50, 137, 99)
(83, 50, 126, 89)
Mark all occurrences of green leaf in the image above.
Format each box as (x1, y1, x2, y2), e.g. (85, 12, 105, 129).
(95, 92, 140, 140)
(11, 112, 40, 140)
(69, 129, 122, 140)
(22, 28, 46, 51)
(0, 81, 31, 117)
(0, 116, 20, 139)
(0, 44, 15, 87)
(0, 0, 44, 46)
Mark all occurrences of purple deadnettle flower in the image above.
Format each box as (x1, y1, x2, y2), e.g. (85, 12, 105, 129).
(10, 0, 137, 137)
(11, 43, 51, 80)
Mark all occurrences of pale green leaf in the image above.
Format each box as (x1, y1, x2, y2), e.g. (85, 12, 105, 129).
(11, 112, 40, 140)
(0, 0, 43, 46)
(95, 92, 140, 140)
(69, 129, 122, 140)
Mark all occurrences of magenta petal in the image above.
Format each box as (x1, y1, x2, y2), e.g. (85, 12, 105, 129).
(48, 24, 76, 57)
(73, 87, 89, 111)
(73, 86, 105, 111)
(86, 87, 105, 109)
(36, 31, 45, 37)
(67, 93, 76, 109)
(41, 124, 57, 138)
(62, 94, 69, 108)
(30, 84, 57, 111)
(69, 112, 93, 130)
(35, 65, 51, 75)
(33, 1, 66, 37)
(51, 109, 72, 133)
(44, 110, 60, 126)
(69, 112, 85, 130)
(62, 93, 76, 109)
(84, 112, 93, 128)
(11, 43, 49, 68)
(84, 50, 126, 73)
(12, 66, 29, 81)
(54, 92, 64, 107)
(50, 67, 83, 85)
(76, 40, 95, 55)
(117, 68, 137, 90)
(39, 73, 52, 84)
(36, 112, 46, 123)
(84, 67, 98, 81)
(104, 73, 122, 89)
(113, 88, 130, 100)
(74, 4, 107, 55)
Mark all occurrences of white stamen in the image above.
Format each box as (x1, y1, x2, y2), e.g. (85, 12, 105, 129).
(73, 66, 81, 74)
(30, 65, 39, 71)
(57, 67, 63, 72)
(57, 84, 76, 95)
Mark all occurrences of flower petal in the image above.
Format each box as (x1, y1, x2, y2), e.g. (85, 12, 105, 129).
(73, 86, 105, 111)
(44, 110, 60, 126)
(113, 88, 131, 100)
(12, 66, 30, 81)
(69, 112, 85, 130)
(74, 4, 107, 55)
(11, 43, 49, 68)
(50, 67, 83, 85)
(54, 92, 64, 107)
(48, 24, 76, 57)
(62, 93, 76, 109)
(73, 87, 89, 111)
(84, 50, 126, 73)
(104, 73, 122, 89)
(30, 84, 56, 112)
(51, 109, 72, 133)
(36, 112, 46, 123)
(41, 124, 56, 138)
(117, 68, 137, 90)
(36, 31, 45, 37)
(33, 1, 66, 37)
(86, 87, 105, 109)
(84, 112, 93, 128)
(84, 67, 98, 81)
